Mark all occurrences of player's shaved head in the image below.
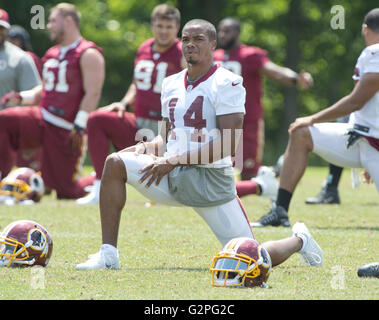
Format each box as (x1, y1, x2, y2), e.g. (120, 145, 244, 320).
(364, 8, 379, 33)
(218, 17, 241, 33)
(183, 19, 217, 41)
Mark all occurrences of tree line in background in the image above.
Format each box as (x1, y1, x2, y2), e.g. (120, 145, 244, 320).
(3, 0, 378, 164)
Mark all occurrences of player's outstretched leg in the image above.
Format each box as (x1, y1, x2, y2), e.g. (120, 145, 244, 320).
(261, 222, 323, 267)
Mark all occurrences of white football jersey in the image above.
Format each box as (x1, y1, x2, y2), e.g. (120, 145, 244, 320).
(349, 43, 379, 138)
(161, 64, 246, 168)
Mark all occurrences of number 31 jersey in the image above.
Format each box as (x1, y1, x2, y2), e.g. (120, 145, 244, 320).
(134, 38, 183, 120)
(161, 64, 246, 168)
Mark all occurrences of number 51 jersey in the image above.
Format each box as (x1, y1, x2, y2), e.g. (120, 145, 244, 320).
(40, 38, 103, 124)
(161, 64, 246, 168)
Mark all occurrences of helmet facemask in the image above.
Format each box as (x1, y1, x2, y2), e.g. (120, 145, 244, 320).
(0, 171, 44, 204)
(0, 179, 32, 202)
(210, 252, 262, 287)
(0, 235, 34, 267)
(210, 239, 272, 288)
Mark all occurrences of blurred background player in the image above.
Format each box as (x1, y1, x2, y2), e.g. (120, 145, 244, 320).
(213, 17, 313, 202)
(0, 8, 41, 179)
(251, 8, 379, 228)
(7, 24, 44, 172)
(8, 24, 42, 77)
(214, 17, 314, 180)
(76, 4, 185, 205)
(304, 116, 350, 205)
(0, 3, 105, 199)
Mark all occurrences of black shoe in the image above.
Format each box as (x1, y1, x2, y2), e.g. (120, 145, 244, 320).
(357, 262, 379, 278)
(251, 205, 290, 228)
(305, 185, 340, 204)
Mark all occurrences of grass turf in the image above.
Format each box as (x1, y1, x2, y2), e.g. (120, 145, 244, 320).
(0, 166, 378, 300)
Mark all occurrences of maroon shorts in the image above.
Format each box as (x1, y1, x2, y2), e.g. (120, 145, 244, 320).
(235, 118, 264, 179)
(87, 109, 138, 179)
(0, 106, 91, 199)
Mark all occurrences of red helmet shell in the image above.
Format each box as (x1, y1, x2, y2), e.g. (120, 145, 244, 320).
(1, 220, 53, 267)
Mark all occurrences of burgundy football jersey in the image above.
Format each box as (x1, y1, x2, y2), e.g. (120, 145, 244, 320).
(214, 44, 269, 121)
(40, 38, 103, 123)
(133, 38, 183, 120)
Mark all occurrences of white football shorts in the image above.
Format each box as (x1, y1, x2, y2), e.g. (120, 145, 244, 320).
(308, 123, 379, 191)
(116, 151, 254, 245)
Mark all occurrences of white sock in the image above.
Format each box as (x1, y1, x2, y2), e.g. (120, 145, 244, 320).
(101, 244, 118, 255)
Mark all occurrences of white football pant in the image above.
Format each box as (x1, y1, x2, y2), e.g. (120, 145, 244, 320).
(116, 151, 254, 246)
(309, 123, 379, 192)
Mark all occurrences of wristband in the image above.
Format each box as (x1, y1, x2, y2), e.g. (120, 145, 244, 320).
(122, 101, 130, 110)
(20, 90, 35, 104)
(74, 110, 89, 130)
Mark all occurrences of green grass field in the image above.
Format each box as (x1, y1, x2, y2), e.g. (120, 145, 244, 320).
(0, 166, 378, 300)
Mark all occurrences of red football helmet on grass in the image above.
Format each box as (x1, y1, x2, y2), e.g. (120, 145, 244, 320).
(210, 237, 272, 288)
(0, 220, 53, 267)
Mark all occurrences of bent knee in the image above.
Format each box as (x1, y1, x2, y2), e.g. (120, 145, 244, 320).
(103, 153, 127, 181)
(87, 110, 114, 130)
(289, 126, 313, 150)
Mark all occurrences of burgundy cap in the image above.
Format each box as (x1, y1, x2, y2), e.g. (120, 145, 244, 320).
(0, 9, 10, 29)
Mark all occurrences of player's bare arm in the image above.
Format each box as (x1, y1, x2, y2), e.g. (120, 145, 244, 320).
(260, 61, 313, 89)
(79, 47, 105, 114)
(70, 47, 105, 152)
(289, 72, 379, 133)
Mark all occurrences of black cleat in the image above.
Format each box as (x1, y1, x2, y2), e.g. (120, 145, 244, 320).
(305, 185, 340, 205)
(357, 262, 379, 278)
(251, 205, 290, 228)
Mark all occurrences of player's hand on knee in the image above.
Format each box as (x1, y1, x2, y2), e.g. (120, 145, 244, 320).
(289, 115, 315, 133)
(1, 91, 22, 108)
(100, 102, 125, 118)
(138, 157, 175, 188)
